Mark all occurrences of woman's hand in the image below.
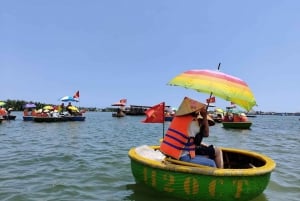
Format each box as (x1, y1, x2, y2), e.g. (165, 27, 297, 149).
(200, 108, 207, 119)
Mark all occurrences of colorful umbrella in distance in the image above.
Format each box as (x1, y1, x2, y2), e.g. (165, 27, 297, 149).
(0, 101, 6, 106)
(43, 105, 54, 110)
(168, 69, 256, 111)
(24, 103, 36, 108)
(59, 96, 79, 102)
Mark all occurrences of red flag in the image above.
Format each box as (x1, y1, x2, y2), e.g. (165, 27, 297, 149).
(120, 99, 127, 104)
(142, 102, 165, 123)
(206, 96, 216, 103)
(73, 90, 80, 99)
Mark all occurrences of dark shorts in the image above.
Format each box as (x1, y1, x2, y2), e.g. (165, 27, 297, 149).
(195, 145, 215, 159)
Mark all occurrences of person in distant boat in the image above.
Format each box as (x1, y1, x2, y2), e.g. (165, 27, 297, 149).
(58, 103, 65, 114)
(66, 102, 73, 115)
(0, 106, 7, 116)
(160, 97, 223, 168)
(239, 113, 248, 122)
(7, 108, 13, 115)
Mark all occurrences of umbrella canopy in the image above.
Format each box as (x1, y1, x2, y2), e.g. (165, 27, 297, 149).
(60, 96, 79, 102)
(24, 103, 36, 108)
(0, 101, 6, 106)
(68, 106, 79, 112)
(43, 105, 54, 110)
(168, 69, 256, 111)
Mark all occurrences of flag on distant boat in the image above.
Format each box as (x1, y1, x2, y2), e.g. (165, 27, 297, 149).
(142, 102, 165, 123)
(206, 96, 216, 103)
(73, 90, 80, 99)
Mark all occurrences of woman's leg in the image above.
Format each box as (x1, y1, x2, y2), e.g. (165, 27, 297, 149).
(180, 155, 216, 167)
(214, 147, 224, 168)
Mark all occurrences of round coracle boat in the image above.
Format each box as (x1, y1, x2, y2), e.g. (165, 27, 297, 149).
(128, 145, 276, 201)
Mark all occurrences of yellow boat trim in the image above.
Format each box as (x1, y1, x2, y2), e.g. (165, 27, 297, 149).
(128, 145, 276, 177)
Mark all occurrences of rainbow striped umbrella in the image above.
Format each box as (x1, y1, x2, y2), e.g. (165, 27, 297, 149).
(168, 69, 256, 111)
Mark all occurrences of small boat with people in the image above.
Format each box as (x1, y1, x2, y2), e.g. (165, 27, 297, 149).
(32, 103, 86, 123)
(2, 108, 16, 120)
(0, 107, 16, 120)
(129, 96, 273, 201)
(111, 99, 127, 118)
(222, 106, 252, 129)
(32, 110, 85, 122)
(129, 144, 276, 201)
(23, 103, 38, 121)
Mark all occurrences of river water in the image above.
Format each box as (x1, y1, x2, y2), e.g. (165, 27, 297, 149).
(0, 112, 299, 201)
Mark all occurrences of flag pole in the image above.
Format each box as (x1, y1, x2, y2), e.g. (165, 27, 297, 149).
(162, 102, 165, 138)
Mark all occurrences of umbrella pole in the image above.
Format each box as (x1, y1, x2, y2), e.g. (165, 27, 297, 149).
(205, 62, 221, 111)
(206, 92, 213, 111)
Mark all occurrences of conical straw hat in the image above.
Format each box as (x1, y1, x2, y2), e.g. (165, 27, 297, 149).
(175, 97, 206, 116)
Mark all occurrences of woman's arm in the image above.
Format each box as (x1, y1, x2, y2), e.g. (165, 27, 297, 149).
(199, 109, 209, 137)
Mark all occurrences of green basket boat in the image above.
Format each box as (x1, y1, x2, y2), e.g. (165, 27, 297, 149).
(128, 145, 276, 201)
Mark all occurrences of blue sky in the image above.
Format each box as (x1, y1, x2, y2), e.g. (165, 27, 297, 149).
(1, 1, 299, 112)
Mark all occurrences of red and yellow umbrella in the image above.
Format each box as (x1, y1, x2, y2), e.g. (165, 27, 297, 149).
(168, 69, 256, 111)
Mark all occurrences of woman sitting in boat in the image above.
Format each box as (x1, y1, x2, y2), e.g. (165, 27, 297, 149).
(160, 97, 223, 168)
(194, 111, 223, 168)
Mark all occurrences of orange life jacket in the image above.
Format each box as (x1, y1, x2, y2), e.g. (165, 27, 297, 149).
(233, 114, 240, 122)
(31, 110, 37, 116)
(160, 115, 196, 159)
(0, 109, 7, 115)
(240, 115, 248, 122)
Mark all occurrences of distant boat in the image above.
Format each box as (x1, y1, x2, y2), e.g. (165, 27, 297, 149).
(246, 114, 257, 118)
(33, 116, 68, 123)
(222, 106, 252, 129)
(23, 103, 37, 121)
(164, 115, 173, 121)
(124, 105, 150, 116)
(2, 115, 16, 120)
(66, 115, 86, 121)
(111, 99, 126, 118)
